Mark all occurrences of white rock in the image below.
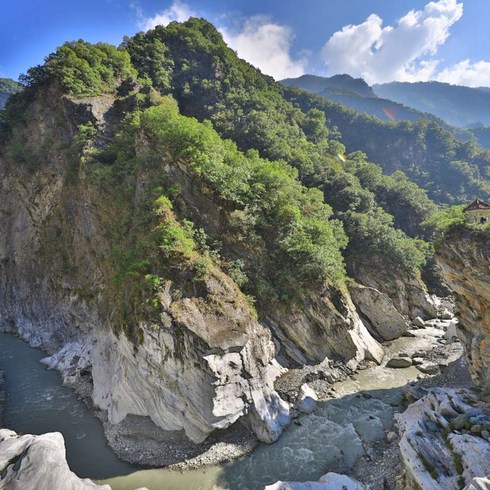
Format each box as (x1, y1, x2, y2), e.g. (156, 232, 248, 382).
(349, 284, 409, 341)
(296, 384, 318, 414)
(444, 318, 459, 341)
(0, 429, 110, 490)
(396, 389, 490, 490)
(464, 477, 490, 490)
(264, 472, 366, 489)
(413, 317, 425, 328)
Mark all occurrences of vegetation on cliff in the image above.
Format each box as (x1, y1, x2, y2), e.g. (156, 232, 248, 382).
(0, 19, 455, 335)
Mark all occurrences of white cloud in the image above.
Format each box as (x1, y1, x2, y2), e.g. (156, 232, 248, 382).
(321, 0, 463, 84)
(139, 1, 195, 31)
(437, 59, 490, 87)
(221, 16, 307, 80)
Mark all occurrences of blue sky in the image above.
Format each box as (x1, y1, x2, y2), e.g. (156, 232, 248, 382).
(1, 0, 490, 86)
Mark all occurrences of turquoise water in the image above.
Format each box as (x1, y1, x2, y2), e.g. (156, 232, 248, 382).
(0, 332, 137, 479)
(0, 329, 435, 489)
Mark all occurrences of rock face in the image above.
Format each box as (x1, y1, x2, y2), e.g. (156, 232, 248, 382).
(349, 284, 409, 341)
(349, 256, 439, 321)
(0, 87, 382, 448)
(395, 388, 490, 490)
(265, 472, 366, 490)
(0, 429, 110, 490)
(436, 229, 490, 389)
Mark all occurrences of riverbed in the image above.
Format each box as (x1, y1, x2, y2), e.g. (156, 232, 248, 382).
(0, 325, 452, 489)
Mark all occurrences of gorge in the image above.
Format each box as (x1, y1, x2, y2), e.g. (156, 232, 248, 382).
(0, 17, 490, 490)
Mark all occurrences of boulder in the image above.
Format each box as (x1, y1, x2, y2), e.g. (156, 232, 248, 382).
(295, 384, 318, 415)
(413, 317, 425, 328)
(265, 472, 366, 489)
(349, 284, 408, 341)
(387, 357, 413, 368)
(0, 429, 110, 490)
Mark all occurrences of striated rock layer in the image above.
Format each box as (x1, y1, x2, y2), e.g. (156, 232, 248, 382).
(395, 388, 490, 490)
(0, 429, 111, 490)
(0, 87, 382, 448)
(436, 228, 490, 389)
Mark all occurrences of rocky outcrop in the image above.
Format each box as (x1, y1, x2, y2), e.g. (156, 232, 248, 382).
(265, 472, 365, 490)
(395, 388, 490, 490)
(0, 86, 382, 451)
(349, 257, 439, 321)
(349, 284, 409, 341)
(0, 429, 110, 490)
(436, 229, 490, 389)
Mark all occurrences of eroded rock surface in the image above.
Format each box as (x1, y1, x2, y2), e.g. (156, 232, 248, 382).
(0, 87, 382, 452)
(436, 229, 490, 389)
(395, 388, 490, 490)
(0, 429, 110, 490)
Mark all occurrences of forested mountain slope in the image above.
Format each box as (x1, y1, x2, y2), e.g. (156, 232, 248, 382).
(374, 81, 490, 128)
(0, 19, 447, 450)
(281, 87, 490, 205)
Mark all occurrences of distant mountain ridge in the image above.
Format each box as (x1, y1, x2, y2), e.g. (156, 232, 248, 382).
(281, 74, 490, 151)
(281, 74, 446, 127)
(282, 74, 375, 98)
(373, 81, 490, 128)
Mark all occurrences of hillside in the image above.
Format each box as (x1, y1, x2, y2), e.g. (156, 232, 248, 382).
(0, 19, 452, 458)
(374, 81, 490, 128)
(282, 86, 490, 205)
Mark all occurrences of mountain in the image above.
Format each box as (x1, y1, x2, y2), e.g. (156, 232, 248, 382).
(281, 74, 444, 126)
(373, 81, 490, 128)
(0, 78, 22, 109)
(282, 74, 375, 98)
(281, 84, 490, 205)
(0, 20, 452, 460)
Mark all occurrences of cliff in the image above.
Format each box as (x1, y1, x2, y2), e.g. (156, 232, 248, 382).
(0, 80, 382, 450)
(436, 227, 490, 389)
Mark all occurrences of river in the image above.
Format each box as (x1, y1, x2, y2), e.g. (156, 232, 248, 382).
(0, 327, 445, 489)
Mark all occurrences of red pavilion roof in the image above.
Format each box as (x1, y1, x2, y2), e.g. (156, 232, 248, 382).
(463, 198, 490, 212)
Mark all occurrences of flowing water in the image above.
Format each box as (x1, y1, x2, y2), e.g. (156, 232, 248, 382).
(0, 333, 137, 479)
(0, 328, 442, 489)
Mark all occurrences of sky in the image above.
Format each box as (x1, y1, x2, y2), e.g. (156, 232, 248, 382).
(1, 0, 490, 87)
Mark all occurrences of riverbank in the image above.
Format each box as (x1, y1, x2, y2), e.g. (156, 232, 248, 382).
(349, 341, 470, 489)
(0, 313, 472, 490)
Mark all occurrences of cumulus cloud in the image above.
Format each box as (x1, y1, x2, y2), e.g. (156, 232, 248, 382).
(221, 16, 308, 80)
(437, 60, 490, 87)
(139, 1, 195, 31)
(322, 0, 463, 84)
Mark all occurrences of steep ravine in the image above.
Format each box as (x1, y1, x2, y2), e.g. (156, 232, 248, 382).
(0, 87, 385, 461)
(386, 227, 490, 490)
(436, 228, 490, 389)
